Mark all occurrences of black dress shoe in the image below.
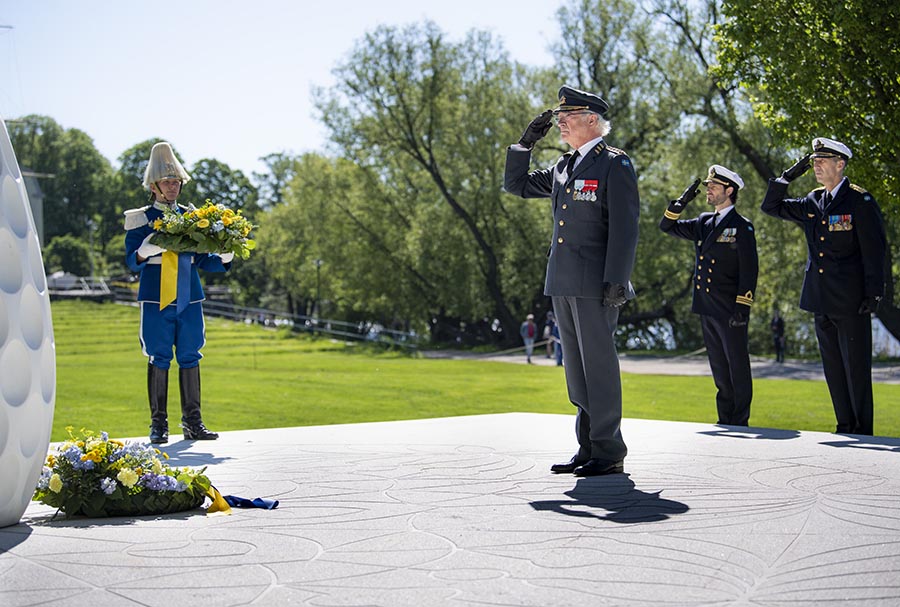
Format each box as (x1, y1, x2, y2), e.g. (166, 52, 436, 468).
(149, 425, 168, 444)
(182, 422, 219, 440)
(550, 455, 589, 474)
(573, 458, 624, 477)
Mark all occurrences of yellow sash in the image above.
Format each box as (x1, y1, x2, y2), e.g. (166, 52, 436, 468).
(159, 250, 179, 310)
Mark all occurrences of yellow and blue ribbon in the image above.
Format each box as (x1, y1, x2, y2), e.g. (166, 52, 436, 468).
(206, 485, 233, 516)
(159, 251, 192, 313)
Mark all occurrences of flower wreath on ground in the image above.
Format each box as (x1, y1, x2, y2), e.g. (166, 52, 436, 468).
(150, 199, 257, 259)
(33, 427, 229, 518)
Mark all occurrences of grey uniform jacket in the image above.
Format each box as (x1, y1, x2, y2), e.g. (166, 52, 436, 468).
(504, 141, 640, 298)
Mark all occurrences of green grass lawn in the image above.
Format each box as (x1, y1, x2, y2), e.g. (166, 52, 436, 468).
(48, 299, 900, 441)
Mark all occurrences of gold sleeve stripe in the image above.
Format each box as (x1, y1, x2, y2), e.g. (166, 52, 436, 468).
(664, 209, 682, 220)
(735, 291, 754, 306)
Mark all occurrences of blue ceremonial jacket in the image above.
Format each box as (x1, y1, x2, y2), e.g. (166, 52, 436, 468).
(124, 201, 230, 304)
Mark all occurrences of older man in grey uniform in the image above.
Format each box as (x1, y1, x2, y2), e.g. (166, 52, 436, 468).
(504, 86, 640, 476)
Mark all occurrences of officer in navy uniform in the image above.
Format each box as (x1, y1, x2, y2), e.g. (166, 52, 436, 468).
(761, 137, 887, 435)
(504, 86, 640, 477)
(659, 165, 758, 426)
(124, 142, 232, 443)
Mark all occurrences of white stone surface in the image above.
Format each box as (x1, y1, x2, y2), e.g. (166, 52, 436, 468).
(4, 414, 900, 606)
(0, 118, 56, 528)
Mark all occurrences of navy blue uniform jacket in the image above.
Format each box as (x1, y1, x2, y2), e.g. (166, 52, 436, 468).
(659, 208, 758, 318)
(761, 178, 886, 316)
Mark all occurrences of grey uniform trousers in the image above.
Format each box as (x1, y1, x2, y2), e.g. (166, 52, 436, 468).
(552, 295, 627, 462)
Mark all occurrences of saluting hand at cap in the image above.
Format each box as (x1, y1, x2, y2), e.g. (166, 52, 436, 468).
(781, 153, 812, 182)
(670, 177, 701, 211)
(518, 109, 554, 150)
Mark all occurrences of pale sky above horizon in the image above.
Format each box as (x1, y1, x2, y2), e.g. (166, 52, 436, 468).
(0, 0, 562, 179)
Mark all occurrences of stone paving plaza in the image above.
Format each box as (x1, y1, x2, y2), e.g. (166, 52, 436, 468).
(3, 412, 900, 606)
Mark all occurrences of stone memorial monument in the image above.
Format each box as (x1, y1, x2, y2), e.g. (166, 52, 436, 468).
(0, 116, 56, 527)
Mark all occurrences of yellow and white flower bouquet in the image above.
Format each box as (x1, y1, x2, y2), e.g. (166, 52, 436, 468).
(33, 427, 212, 518)
(151, 199, 257, 259)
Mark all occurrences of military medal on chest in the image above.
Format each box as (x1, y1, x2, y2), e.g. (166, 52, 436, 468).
(716, 227, 737, 243)
(828, 214, 853, 232)
(573, 179, 598, 201)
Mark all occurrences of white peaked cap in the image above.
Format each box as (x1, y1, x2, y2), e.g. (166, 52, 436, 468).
(703, 164, 744, 190)
(812, 137, 852, 160)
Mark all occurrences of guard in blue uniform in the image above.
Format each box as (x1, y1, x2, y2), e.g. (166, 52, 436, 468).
(761, 137, 886, 435)
(505, 86, 640, 477)
(124, 142, 232, 443)
(660, 165, 758, 426)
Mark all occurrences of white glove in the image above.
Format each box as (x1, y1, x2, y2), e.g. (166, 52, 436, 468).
(137, 233, 166, 259)
(219, 252, 235, 263)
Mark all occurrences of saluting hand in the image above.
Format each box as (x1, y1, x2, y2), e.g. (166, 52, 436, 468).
(780, 154, 812, 182)
(518, 109, 554, 150)
(669, 177, 701, 212)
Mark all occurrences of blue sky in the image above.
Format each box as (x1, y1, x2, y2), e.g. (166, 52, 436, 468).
(0, 0, 561, 178)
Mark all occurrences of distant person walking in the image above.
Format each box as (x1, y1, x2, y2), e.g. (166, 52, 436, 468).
(520, 314, 537, 364)
(771, 311, 786, 363)
(543, 312, 556, 358)
(761, 137, 887, 435)
(550, 319, 563, 366)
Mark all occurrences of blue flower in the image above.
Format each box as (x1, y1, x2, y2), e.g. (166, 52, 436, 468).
(100, 477, 117, 495)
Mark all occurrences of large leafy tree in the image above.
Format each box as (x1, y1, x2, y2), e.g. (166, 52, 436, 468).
(253, 152, 298, 209)
(181, 158, 259, 218)
(312, 22, 549, 344)
(9, 115, 117, 275)
(717, 0, 900, 339)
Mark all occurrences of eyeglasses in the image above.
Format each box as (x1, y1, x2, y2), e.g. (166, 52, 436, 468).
(554, 111, 592, 124)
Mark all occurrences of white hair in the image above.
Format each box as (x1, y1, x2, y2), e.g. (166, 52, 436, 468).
(589, 112, 611, 138)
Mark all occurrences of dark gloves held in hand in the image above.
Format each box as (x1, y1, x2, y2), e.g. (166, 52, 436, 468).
(728, 311, 748, 328)
(518, 109, 554, 150)
(781, 154, 812, 182)
(858, 296, 881, 315)
(668, 177, 702, 213)
(602, 282, 628, 308)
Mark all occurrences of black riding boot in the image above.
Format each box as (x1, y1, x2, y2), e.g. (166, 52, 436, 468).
(148, 364, 169, 444)
(179, 365, 219, 440)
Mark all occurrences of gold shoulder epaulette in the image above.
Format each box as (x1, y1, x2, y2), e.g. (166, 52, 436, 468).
(123, 206, 150, 231)
(606, 146, 625, 156)
(850, 183, 869, 194)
